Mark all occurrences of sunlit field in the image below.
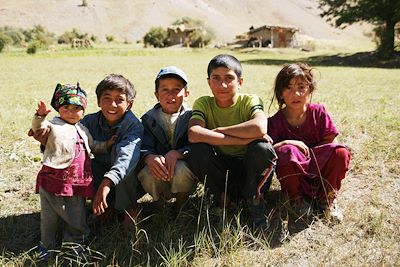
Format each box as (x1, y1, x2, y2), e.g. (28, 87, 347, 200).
(1, 43, 399, 266)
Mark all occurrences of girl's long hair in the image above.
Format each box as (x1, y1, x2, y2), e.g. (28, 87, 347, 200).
(269, 62, 316, 112)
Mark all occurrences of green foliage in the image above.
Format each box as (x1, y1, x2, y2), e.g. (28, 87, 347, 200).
(188, 29, 212, 48)
(58, 28, 89, 44)
(0, 26, 25, 46)
(172, 16, 205, 28)
(319, 0, 400, 58)
(0, 32, 11, 52)
(106, 35, 114, 42)
(143, 27, 167, 48)
(26, 41, 39, 54)
(171, 17, 215, 47)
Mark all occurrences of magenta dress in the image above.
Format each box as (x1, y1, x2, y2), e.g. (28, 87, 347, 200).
(268, 103, 350, 201)
(36, 133, 95, 198)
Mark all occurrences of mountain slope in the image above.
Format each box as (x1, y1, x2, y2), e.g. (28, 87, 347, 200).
(0, 0, 371, 43)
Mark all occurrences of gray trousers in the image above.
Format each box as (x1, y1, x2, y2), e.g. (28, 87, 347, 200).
(138, 160, 197, 201)
(39, 187, 90, 250)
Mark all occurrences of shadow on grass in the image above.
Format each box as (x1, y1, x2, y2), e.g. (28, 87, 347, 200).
(0, 191, 314, 265)
(0, 212, 40, 254)
(241, 51, 400, 69)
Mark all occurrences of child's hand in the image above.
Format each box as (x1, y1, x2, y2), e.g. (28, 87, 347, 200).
(92, 178, 113, 215)
(164, 150, 183, 179)
(36, 100, 51, 117)
(262, 134, 273, 143)
(145, 154, 169, 181)
(289, 140, 310, 156)
(106, 135, 117, 149)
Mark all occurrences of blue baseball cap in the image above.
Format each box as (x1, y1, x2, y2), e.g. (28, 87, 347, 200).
(155, 66, 188, 85)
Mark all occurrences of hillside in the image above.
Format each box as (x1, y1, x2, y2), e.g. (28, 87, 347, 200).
(0, 0, 371, 43)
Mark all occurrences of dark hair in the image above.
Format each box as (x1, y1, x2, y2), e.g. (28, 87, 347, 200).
(207, 54, 243, 79)
(272, 63, 316, 110)
(155, 74, 187, 92)
(95, 74, 136, 102)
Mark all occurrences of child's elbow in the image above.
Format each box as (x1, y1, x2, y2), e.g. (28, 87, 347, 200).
(188, 127, 199, 143)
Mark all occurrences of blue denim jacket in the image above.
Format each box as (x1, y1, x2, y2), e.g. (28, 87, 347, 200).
(140, 103, 191, 160)
(81, 110, 144, 186)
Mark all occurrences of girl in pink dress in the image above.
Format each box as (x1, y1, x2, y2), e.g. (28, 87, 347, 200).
(32, 84, 114, 260)
(267, 63, 351, 222)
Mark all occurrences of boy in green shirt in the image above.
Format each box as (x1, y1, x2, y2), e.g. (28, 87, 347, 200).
(187, 54, 277, 229)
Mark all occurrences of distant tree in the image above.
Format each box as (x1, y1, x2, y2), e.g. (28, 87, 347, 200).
(58, 28, 89, 44)
(143, 27, 167, 48)
(106, 35, 114, 42)
(188, 30, 212, 48)
(172, 17, 204, 28)
(81, 0, 88, 7)
(172, 17, 215, 47)
(0, 33, 11, 52)
(22, 25, 54, 48)
(319, 0, 400, 58)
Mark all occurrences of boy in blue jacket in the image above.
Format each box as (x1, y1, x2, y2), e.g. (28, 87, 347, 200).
(31, 74, 144, 224)
(138, 66, 197, 212)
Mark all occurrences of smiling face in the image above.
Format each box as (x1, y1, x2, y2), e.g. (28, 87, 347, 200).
(58, 104, 84, 124)
(98, 89, 132, 126)
(208, 67, 243, 108)
(281, 77, 311, 111)
(156, 77, 188, 114)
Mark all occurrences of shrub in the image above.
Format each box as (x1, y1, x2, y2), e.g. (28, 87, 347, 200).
(0, 33, 12, 52)
(22, 25, 54, 49)
(81, 0, 88, 7)
(27, 41, 39, 54)
(58, 28, 89, 44)
(143, 27, 167, 48)
(188, 29, 212, 48)
(106, 35, 114, 42)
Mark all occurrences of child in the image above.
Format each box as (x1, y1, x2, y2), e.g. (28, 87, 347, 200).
(187, 54, 277, 229)
(31, 74, 144, 226)
(138, 66, 197, 213)
(80, 74, 144, 225)
(32, 84, 113, 259)
(267, 63, 351, 222)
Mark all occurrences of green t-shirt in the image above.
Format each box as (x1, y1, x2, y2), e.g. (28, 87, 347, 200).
(191, 93, 264, 157)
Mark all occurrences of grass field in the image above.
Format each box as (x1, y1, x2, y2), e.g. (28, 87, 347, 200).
(0, 43, 399, 266)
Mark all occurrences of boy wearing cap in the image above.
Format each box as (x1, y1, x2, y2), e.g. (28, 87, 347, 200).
(32, 83, 114, 259)
(138, 66, 197, 212)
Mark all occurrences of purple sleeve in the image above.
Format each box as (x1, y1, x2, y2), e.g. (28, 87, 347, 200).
(317, 104, 339, 138)
(267, 114, 281, 144)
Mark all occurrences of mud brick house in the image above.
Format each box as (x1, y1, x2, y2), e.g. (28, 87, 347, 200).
(245, 24, 299, 48)
(166, 25, 201, 46)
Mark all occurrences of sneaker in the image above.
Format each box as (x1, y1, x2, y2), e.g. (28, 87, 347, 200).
(247, 198, 268, 230)
(323, 198, 343, 223)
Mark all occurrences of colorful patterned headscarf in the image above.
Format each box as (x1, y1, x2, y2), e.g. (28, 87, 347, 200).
(50, 83, 87, 111)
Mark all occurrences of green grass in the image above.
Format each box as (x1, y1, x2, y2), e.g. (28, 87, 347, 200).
(1, 43, 399, 266)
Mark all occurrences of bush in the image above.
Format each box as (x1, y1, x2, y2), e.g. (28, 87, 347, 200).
(143, 27, 167, 48)
(22, 25, 54, 49)
(26, 41, 39, 54)
(81, 0, 88, 7)
(0, 33, 12, 52)
(106, 35, 114, 42)
(58, 28, 89, 44)
(187, 29, 212, 48)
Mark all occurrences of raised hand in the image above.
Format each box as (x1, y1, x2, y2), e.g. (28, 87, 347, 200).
(36, 100, 51, 116)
